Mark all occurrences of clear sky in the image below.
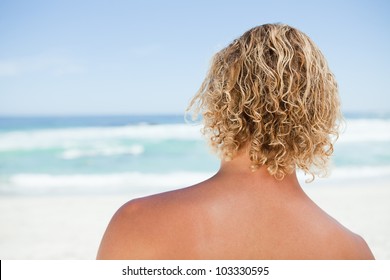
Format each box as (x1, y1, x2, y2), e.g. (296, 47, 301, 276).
(0, 0, 389, 115)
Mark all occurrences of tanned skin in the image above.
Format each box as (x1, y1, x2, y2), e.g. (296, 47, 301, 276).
(97, 150, 374, 260)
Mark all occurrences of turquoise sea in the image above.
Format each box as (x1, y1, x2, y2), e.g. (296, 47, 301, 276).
(0, 114, 389, 195)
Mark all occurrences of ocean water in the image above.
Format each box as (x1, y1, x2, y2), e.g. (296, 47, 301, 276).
(0, 114, 389, 195)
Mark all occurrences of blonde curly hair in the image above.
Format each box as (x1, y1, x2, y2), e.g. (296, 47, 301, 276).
(187, 23, 341, 180)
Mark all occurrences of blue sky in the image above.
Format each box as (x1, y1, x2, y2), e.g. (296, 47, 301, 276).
(0, 0, 389, 115)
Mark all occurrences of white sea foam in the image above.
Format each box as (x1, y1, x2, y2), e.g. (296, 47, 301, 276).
(297, 165, 390, 184)
(0, 119, 389, 152)
(60, 144, 144, 159)
(1, 172, 213, 195)
(2, 166, 390, 195)
(0, 124, 203, 152)
(338, 119, 390, 143)
(329, 165, 390, 180)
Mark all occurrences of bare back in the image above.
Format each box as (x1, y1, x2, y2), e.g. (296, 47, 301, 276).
(97, 162, 374, 259)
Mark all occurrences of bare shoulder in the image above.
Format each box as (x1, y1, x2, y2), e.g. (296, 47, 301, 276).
(338, 230, 375, 259)
(316, 214, 375, 260)
(96, 197, 151, 259)
(307, 205, 375, 259)
(97, 186, 203, 259)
